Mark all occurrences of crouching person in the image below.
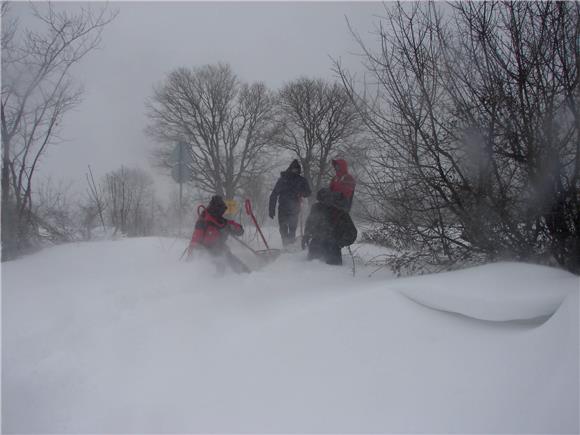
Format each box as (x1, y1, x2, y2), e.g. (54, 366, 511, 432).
(302, 188, 357, 265)
(188, 195, 250, 274)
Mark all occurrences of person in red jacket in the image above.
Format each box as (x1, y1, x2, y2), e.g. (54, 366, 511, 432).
(188, 195, 250, 273)
(329, 158, 356, 212)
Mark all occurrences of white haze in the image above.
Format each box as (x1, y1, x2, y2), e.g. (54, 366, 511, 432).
(10, 1, 385, 199)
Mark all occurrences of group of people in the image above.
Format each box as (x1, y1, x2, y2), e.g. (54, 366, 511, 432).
(187, 157, 357, 272)
(269, 158, 357, 265)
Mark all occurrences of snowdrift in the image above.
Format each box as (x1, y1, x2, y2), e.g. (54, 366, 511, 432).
(2, 237, 578, 433)
(394, 262, 578, 322)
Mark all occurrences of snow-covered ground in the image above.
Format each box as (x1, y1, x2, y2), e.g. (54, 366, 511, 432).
(2, 236, 579, 433)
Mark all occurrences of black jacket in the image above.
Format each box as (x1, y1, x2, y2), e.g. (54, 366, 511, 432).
(269, 171, 311, 217)
(304, 189, 357, 248)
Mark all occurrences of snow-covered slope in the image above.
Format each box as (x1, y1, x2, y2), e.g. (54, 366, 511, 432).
(2, 237, 578, 433)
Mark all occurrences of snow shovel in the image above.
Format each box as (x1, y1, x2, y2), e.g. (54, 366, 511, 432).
(230, 234, 262, 256)
(228, 235, 276, 267)
(244, 198, 281, 262)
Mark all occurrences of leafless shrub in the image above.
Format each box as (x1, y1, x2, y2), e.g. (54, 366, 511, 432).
(1, 2, 117, 260)
(32, 177, 79, 244)
(337, 1, 579, 274)
(103, 166, 157, 237)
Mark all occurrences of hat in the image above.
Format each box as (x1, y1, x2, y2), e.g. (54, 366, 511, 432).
(288, 159, 301, 174)
(331, 158, 348, 175)
(207, 195, 227, 216)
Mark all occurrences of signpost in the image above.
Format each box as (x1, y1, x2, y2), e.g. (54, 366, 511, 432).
(170, 142, 193, 234)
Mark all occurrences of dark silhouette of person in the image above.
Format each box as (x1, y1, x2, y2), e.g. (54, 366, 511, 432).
(302, 188, 357, 265)
(269, 159, 311, 246)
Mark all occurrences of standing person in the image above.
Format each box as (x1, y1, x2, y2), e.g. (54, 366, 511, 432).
(302, 188, 357, 265)
(187, 195, 250, 274)
(269, 159, 311, 246)
(329, 158, 356, 212)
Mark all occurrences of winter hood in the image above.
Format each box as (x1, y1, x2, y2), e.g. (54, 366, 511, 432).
(281, 159, 302, 177)
(332, 159, 349, 176)
(206, 195, 227, 217)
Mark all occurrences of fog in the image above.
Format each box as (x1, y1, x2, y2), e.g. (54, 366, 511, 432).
(21, 1, 384, 198)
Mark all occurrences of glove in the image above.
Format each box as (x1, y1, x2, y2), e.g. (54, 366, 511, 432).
(226, 221, 244, 237)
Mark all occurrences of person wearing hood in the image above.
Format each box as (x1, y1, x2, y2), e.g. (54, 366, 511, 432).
(302, 188, 357, 265)
(329, 158, 356, 212)
(269, 159, 312, 246)
(188, 195, 250, 273)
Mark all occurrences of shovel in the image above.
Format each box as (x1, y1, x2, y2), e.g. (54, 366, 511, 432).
(243, 198, 281, 261)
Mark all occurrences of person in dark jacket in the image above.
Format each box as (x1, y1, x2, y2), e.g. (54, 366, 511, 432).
(329, 158, 356, 212)
(269, 159, 311, 246)
(188, 195, 250, 273)
(302, 188, 357, 265)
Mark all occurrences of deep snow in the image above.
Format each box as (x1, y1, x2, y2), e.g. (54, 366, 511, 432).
(2, 236, 579, 433)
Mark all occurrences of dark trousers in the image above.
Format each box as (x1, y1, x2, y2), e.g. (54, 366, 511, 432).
(209, 246, 251, 274)
(224, 250, 251, 273)
(278, 212, 299, 246)
(307, 239, 342, 265)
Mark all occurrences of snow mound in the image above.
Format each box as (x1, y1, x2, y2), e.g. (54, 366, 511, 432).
(393, 262, 579, 322)
(3, 239, 578, 433)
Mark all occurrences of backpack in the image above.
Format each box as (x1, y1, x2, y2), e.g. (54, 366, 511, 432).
(333, 209, 357, 247)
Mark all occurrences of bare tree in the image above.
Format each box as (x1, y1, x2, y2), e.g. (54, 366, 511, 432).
(1, 2, 17, 54)
(79, 202, 101, 241)
(85, 165, 107, 230)
(336, 1, 579, 274)
(32, 177, 79, 244)
(275, 77, 361, 197)
(103, 166, 156, 237)
(450, 1, 580, 272)
(146, 63, 276, 200)
(1, 2, 117, 259)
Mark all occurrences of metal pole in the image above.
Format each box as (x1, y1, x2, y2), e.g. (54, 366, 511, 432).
(178, 142, 184, 236)
(179, 180, 183, 236)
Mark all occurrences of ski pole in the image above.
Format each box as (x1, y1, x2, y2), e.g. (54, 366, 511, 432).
(348, 245, 356, 277)
(244, 198, 270, 250)
(299, 196, 304, 239)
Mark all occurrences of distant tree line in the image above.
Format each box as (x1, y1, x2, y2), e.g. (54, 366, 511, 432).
(9, 165, 164, 246)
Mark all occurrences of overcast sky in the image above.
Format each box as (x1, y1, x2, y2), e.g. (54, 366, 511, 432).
(15, 1, 385, 197)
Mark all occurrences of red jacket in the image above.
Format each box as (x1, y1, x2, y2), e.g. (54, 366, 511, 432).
(189, 211, 243, 253)
(329, 159, 355, 210)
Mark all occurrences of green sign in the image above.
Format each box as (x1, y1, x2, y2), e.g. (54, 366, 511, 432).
(171, 142, 193, 184)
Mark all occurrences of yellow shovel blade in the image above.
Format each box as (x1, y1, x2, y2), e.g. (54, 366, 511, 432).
(225, 199, 239, 216)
